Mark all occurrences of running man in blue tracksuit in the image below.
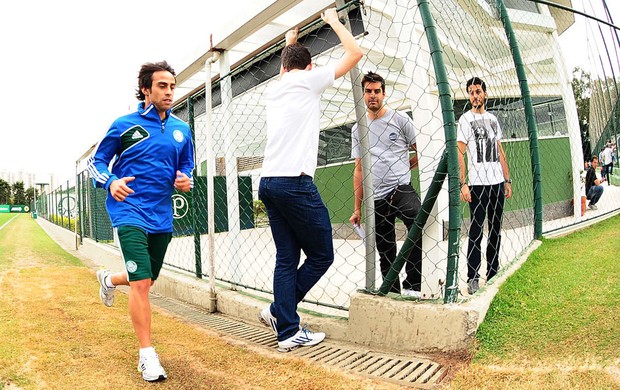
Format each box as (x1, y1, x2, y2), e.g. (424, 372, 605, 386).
(88, 61, 194, 382)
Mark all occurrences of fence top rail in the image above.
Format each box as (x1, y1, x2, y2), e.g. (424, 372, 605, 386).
(530, 0, 619, 31)
(173, 1, 362, 105)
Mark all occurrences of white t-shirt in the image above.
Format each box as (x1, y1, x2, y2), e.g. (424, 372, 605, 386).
(261, 65, 335, 178)
(457, 110, 505, 186)
(603, 146, 613, 165)
(351, 109, 416, 199)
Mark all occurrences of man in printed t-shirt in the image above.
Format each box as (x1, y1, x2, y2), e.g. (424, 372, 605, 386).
(457, 77, 513, 295)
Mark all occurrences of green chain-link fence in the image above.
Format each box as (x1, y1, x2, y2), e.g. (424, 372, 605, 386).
(38, 0, 620, 315)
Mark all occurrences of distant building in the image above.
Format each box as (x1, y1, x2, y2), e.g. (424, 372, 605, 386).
(0, 170, 57, 192)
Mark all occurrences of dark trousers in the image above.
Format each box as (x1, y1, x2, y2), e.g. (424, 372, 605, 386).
(374, 184, 423, 293)
(259, 176, 334, 341)
(467, 183, 505, 282)
(605, 163, 612, 183)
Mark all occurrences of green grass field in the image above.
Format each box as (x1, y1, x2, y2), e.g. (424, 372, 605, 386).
(449, 214, 620, 389)
(0, 213, 18, 226)
(0, 214, 400, 390)
(2, 213, 620, 389)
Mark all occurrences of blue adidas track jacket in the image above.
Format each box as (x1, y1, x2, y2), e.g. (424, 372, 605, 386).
(88, 102, 195, 233)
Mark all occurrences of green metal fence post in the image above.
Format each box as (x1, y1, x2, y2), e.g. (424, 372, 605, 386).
(66, 180, 71, 231)
(496, 0, 544, 239)
(378, 152, 449, 296)
(89, 182, 97, 241)
(77, 173, 83, 245)
(602, 0, 620, 164)
(597, 22, 619, 158)
(54, 189, 58, 225)
(378, 0, 463, 303)
(188, 96, 203, 279)
(420, 0, 462, 303)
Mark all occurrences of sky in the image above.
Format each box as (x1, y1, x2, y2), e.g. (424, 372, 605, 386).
(0, 0, 271, 184)
(558, 0, 620, 73)
(0, 0, 617, 184)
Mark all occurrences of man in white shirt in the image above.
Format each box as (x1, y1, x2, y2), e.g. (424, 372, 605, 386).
(457, 77, 513, 295)
(602, 141, 613, 185)
(257, 8, 362, 352)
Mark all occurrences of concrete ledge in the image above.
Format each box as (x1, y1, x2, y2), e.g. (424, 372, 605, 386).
(348, 293, 479, 353)
(152, 267, 352, 341)
(37, 217, 538, 354)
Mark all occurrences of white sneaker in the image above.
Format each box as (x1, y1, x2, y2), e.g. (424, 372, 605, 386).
(589, 203, 598, 210)
(96, 269, 115, 307)
(401, 289, 423, 299)
(467, 279, 479, 295)
(258, 307, 278, 336)
(277, 326, 325, 352)
(138, 352, 167, 382)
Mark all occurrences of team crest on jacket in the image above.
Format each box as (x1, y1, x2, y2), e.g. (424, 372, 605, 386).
(173, 129, 184, 143)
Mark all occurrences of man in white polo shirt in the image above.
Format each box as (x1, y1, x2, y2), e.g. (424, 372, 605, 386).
(257, 8, 362, 352)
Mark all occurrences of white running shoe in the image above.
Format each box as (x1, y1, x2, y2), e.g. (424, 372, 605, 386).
(258, 307, 278, 336)
(138, 352, 167, 382)
(467, 279, 480, 295)
(96, 269, 115, 307)
(277, 326, 325, 352)
(401, 289, 423, 299)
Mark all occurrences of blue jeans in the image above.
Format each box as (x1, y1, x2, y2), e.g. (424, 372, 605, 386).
(258, 176, 334, 341)
(587, 185, 604, 205)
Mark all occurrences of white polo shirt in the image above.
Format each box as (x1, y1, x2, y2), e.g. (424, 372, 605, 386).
(261, 65, 335, 178)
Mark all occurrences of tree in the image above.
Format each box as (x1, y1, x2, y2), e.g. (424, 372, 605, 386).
(571, 67, 592, 159)
(12, 181, 26, 205)
(25, 187, 38, 207)
(0, 179, 10, 204)
(572, 67, 591, 125)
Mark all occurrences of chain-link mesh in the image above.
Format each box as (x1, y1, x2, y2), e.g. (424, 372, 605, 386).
(537, 0, 620, 230)
(37, 0, 620, 315)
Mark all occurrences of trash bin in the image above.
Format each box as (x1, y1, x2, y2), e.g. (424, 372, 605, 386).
(32, 211, 37, 219)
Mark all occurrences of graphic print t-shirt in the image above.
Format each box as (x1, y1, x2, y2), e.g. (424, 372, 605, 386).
(457, 110, 504, 186)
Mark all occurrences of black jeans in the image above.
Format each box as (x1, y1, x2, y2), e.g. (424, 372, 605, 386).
(467, 183, 505, 282)
(374, 184, 423, 293)
(605, 163, 613, 183)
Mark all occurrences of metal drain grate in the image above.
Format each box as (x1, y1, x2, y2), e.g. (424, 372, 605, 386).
(151, 294, 446, 388)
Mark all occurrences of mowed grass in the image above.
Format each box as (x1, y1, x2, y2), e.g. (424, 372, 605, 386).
(3, 213, 620, 389)
(448, 214, 620, 389)
(0, 213, 18, 226)
(0, 215, 404, 390)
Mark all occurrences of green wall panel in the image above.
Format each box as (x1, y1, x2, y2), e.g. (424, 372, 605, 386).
(315, 137, 572, 224)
